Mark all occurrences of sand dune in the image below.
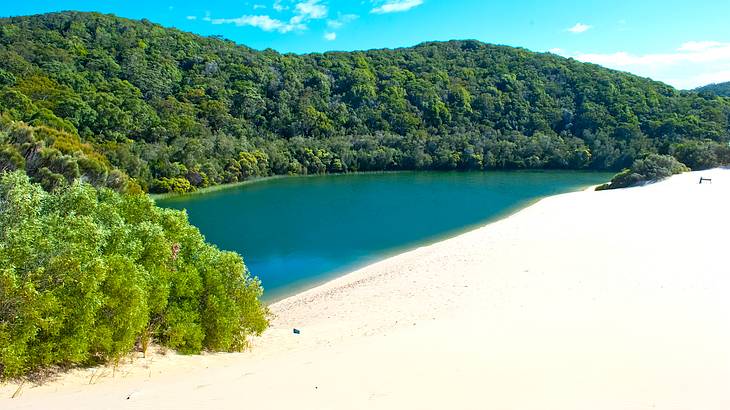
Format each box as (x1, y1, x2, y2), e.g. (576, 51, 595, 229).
(3, 169, 730, 409)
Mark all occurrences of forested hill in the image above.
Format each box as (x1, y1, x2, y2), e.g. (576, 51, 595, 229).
(696, 82, 730, 97)
(1, 11, 729, 193)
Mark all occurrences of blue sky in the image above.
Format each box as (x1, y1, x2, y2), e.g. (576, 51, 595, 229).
(3, 0, 730, 89)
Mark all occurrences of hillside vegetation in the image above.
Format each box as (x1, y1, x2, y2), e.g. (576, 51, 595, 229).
(1, 12, 729, 193)
(696, 81, 730, 97)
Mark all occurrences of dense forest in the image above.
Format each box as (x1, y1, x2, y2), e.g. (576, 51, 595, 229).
(696, 81, 730, 97)
(1, 12, 729, 193)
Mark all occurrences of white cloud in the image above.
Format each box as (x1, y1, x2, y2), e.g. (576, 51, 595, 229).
(205, 0, 328, 34)
(273, 0, 287, 12)
(677, 41, 724, 52)
(327, 13, 358, 29)
(253, 4, 266, 9)
(290, 0, 327, 24)
(678, 70, 730, 89)
(209, 14, 305, 33)
(186, 15, 197, 21)
(552, 41, 730, 89)
(575, 42, 730, 67)
(567, 23, 591, 33)
(371, 0, 423, 14)
(324, 32, 336, 41)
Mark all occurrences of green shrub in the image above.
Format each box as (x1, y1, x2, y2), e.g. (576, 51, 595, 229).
(0, 171, 268, 378)
(150, 177, 194, 194)
(601, 154, 690, 189)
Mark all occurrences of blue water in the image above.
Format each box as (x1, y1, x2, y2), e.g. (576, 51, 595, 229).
(158, 171, 610, 301)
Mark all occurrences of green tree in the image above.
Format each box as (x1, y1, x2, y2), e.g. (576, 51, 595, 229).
(0, 172, 268, 378)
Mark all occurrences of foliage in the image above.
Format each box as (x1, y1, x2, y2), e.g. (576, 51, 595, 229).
(696, 81, 730, 97)
(597, 154, 690, 190)
(0, 12, 728, 192)
(0, 171, 268, 378)
(670, 139, 730, 170)
(151, 176, 194, 194)
(0, 121, 139, 192)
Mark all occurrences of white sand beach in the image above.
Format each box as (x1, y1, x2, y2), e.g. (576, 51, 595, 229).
(3, 169, 730, 409)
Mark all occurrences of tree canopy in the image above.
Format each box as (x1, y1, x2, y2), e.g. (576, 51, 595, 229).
(1, 12, 729, 192)
(696, 81, 730, 97)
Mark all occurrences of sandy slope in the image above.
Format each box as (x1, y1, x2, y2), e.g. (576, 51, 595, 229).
(3, 169, 730, 409)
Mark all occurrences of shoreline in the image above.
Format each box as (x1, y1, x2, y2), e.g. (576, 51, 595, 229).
(150, 170, 414, 201)
(265, 176, 610, 315)
(149, 174, 287, 200)
(158, 169, 611, 304)
(4, 169, 729, 409)
(150, 168, 613, 201)
(261, 192, 552, 304)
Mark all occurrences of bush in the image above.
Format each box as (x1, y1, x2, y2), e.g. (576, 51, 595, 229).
(0, 171, 268, 378)
(150, 177, 194, 194)
(600, 154, 690, 190)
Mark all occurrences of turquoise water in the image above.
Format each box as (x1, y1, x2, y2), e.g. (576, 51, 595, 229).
(158, 171, 610, 301)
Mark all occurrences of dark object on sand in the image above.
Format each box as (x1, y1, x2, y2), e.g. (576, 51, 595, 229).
(293, 328, 300, 334)
(699, 177, 712, 184)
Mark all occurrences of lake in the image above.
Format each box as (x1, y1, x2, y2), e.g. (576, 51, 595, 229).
(158, 171, 611, 301)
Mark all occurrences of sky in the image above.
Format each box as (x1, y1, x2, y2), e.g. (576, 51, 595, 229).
(3, 0, 730, 89)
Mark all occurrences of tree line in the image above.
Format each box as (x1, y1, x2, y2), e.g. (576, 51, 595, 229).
(0, 12, 728, 193)
(696, 81, 730, 98)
